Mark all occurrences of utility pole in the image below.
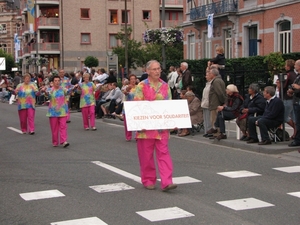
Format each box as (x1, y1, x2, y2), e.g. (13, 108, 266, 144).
(124, 0, 128, 78)
(161, 0, 166, 71)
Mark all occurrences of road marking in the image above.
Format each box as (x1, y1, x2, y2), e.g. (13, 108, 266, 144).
(136, 207, 194, 222)
(217, 198, 274, 211)
(287, 192, 300, 198)
(20, 189, 65, 201)
(217, 170, 261, 178)
(51, 217, 107, 225)
(90, 182, 134, 193)
(7, 126, 23, 134)
(273, 166, 300, 173)
(91, 161, 141, 183)
(158, 176, 201, 184)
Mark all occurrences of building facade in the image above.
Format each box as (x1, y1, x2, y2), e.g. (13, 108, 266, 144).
(17, 0, 183, 73)
(182, 0, 300, 60)
(0, 0, 21, 59)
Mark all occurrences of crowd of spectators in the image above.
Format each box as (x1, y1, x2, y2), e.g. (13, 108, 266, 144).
(2, 54, 300, 148)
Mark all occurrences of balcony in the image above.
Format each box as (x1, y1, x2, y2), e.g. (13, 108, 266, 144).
(31, 42, 60, 54)
(160, 0, 183, 6)
(36, 0, 59, 5)
(160, 20, 183, 28)
(190, 0, 238, 21)
(38, 17, 60, 29)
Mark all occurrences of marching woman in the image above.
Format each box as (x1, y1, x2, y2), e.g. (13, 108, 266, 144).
(8, 73, 38, 134)
(76, 72, 97, 130)
(44, 75, 72, 147)
(122, 74, 137, 141)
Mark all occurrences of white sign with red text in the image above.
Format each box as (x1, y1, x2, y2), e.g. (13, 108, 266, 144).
(124, 100, 191, 131)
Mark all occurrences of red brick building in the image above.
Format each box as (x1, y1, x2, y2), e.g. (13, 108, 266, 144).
(182, 0, 300, 59)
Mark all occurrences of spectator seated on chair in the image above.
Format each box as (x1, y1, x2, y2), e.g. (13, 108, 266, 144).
(179, 91, 203, 137)
(236, 83, 266, 141)
(101, 82, 123, 118)
(247, 86, 284, 145)
(208, 84, 243, 140)
(95, 84, 112, 118)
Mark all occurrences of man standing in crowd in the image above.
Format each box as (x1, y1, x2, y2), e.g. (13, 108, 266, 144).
(180, 62, 192, 90)
(13, 72, 21, 89)
(288, 60, 300, 147)
(133, 60, 177, 192)
(206, 68, 226, 137)
(167, 66, 178, 99)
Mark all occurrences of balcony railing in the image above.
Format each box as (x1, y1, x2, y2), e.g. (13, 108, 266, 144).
(190, 0, 238, 21)
(160, 0, 183, 5)
(36, 0, 59, 3)
(31, 42, 60, 52)
(38, 17, 59, 27)
(160, 20, 183, 28)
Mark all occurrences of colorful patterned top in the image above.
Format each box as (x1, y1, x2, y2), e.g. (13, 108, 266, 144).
(46, 87, 70, 117)
(122, 85, 137, 114)
(60, 76, 72, 89)
(77, 82, 96, 108)
(15, 82, 38, 110)
(133, 78, 172, 140)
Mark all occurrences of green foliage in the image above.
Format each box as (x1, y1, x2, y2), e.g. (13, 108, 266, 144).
(0, 49, 16, 74)
(263, 52, 285, 77)
(84, 56, 99, 68)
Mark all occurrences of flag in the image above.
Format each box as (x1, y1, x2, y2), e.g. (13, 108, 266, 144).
(207, 13, 214, 39)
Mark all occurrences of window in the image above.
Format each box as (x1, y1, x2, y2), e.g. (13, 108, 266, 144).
(278, 21, 291, 54)
(110, 10, 118, 24)
(109, 34, 118, 48)
(143, 11, 151, 20)
(41, 31, 59, 42)
(188, 35, 195, 60)
(81, 33, 91, 44)
(0, 24, 7, 34)
(0, 43, 7, 52)
(122, 10, 130, 23)
(81, 8, 90, 19)
(204, 33, 211, 58)
(224, 29, 232, 59)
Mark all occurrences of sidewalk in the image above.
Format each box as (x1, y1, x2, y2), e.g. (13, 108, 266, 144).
(102, 117, 300, 155)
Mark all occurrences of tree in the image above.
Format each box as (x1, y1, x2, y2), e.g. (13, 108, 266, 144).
(0, 49, 16, 75)
(84, 56, 99, 68)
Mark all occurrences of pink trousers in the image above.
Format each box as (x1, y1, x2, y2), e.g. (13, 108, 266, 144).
(137, 138, 174, 189)
(49, 116, 68, 146)
(18, 108, 35, 133)
(81, 106, 95, 129)
(123, 114, 132, 140)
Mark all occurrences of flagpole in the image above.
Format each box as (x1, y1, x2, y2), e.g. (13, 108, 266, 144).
(34, 0, 38, 73)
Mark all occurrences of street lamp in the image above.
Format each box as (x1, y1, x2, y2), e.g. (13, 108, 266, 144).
(161, 0, 166, 71)
(124, 0, 128, 78)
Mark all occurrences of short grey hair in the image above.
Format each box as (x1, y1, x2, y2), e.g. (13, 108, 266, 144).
(146, 60, 160, 69)
(264, 86, 275, 96)
(181, 62, 188, 69)
(210, 68, 219, 77)
(249, 83, 260, 93)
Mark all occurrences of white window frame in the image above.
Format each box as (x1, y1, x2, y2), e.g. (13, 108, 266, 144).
(204, 33, 211, 58)
(188, 34, 195, 60)
(109, 34, 117, 48)
(278, 30, 291, 54)
(0, 24, 7, 34)
(224, 29, 232, 59)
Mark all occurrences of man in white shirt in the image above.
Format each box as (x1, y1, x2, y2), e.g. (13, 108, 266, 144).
(167, 66, 178, 99)
(96, 68, 109, 84)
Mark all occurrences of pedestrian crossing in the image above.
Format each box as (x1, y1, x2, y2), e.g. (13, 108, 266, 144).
(18, 163, 300, 224)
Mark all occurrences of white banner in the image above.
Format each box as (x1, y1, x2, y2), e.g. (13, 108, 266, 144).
(124, 100, 192, 131)
(207, 13, 214, 39)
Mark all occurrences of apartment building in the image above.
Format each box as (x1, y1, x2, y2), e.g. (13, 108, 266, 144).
(0, 0, 21, 58)
(183, 0, 300, 60)
(17, 0, 183, 73)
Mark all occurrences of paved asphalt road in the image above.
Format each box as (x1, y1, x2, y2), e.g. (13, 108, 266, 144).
(1, 103, 300, 225)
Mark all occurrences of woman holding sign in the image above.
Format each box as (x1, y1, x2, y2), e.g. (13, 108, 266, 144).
(133, 60, 177, 192)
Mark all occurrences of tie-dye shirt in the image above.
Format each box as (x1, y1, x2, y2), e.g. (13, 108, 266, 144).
(46, 87, 69, 117)
(134, 78, 172, 140)
(15, 82, 38, 110)
(77, 82, 96, 108)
